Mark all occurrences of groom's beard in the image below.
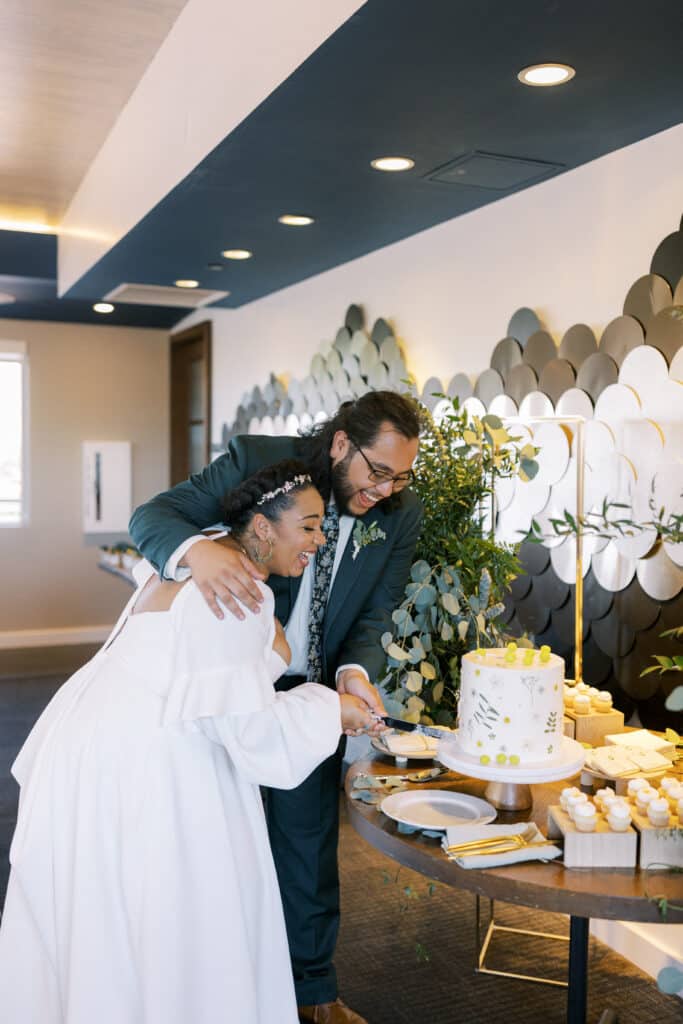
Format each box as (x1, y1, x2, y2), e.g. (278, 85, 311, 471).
(330, 451, 355, 515)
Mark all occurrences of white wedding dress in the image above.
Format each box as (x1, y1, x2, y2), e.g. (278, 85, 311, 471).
(0, 563, 341, 1023)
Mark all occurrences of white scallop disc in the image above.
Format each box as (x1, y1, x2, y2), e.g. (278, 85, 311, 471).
(318, 338, 333, 358)
(531, 422, 570, 486)
(310, 353, 326, 383)
(260, 415, 274, 436)
(326, 348, 342, 375)
(636, 543, 683, 601)
(550, 535, 593, 583)
(487, 394, 518, 417)
(379, 336, 401, 363)
(285, 414, 300, 435)
(652, 460, 683, 522)
(515, 475, 550, 517)
(314, 410, 328, 425)
(432, 397, 454, 425)
(359, 341, 380, 376)
(669, 345, 683, 382)
(299, 412, 313, 431)
(461, 396, 487, 421)
(350, 330, 368, 357)
(592, 542, 636, 592)
(579, 419, 616, 463)
(247, 416, 261, 435)
(640, 378, 683, 422)
(618, 346, 669, 415)
(518, 390, 555, 418)
(494, 504, 533, 546)
(555, 387, 594, 420)
(593, 383, 641, 428)
(349, 374, 369, 397)
(619, 418, 665, 485)
(272, 415, 285, 436)
(494, 473, 516, 512)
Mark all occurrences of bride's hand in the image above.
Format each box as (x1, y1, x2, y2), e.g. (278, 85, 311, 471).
(339, 694, 374, 736)
(183, 538, 266, 620)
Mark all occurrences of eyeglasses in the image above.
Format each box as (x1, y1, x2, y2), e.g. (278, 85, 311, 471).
(350, 440, 415, 490)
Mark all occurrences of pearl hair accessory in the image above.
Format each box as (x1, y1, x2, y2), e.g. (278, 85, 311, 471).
(256, 474, 312, 505)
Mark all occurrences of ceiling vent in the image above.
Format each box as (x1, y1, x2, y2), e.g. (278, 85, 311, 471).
(425, 151, 564, 191)
(103, 283, 229, 309)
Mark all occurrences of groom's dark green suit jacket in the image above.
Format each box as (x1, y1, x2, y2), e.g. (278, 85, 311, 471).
(129, 435, 423, 686)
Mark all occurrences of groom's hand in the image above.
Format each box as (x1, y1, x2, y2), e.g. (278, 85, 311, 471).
(336, 669, 386, 736)
(183, 538, 265, 620)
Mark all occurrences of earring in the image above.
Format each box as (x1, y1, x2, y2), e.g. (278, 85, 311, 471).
(253, 536, 274, 564)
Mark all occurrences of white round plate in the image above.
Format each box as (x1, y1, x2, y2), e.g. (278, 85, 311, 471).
(438, 736, 585, 784)
(380, 790, 496, 830)
(371, 734, 435, 762)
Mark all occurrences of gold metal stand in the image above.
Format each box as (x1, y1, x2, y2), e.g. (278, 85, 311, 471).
(475, 897, 569, 988)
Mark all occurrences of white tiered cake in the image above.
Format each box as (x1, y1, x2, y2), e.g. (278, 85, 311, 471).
(453, 646, 565, 767)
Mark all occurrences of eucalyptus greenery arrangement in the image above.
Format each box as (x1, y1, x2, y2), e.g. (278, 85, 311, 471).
(379, 398, 538, 726)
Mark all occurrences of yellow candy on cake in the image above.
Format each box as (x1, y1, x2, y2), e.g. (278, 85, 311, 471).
(539, 644, 551, 664)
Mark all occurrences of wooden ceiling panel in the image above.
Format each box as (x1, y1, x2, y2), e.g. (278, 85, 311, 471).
(0, 0, 187, 224)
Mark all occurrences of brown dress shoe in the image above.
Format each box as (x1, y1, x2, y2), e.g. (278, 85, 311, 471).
(298, 997, 368, 1023)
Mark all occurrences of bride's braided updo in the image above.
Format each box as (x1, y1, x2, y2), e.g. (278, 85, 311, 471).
(222, 459, 315, 537)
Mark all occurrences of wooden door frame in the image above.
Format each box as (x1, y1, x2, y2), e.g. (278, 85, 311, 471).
(169, 320, 212, 484)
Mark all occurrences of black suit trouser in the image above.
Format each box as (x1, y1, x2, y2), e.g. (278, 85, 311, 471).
(264, 674, 346, 1006)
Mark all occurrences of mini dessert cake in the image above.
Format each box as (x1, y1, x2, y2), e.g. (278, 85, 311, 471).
(647, 798, 671, 827)
(607, 802, 632, 832)
(455, 644, 565, 767)
(593, 691, 613, 713)
(574, 801, 598, 832)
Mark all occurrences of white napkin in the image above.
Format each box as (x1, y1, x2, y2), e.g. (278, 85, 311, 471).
(441, 822, 563, 869)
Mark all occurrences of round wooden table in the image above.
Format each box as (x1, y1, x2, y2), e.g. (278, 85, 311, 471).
(345, 756, 683, 1024)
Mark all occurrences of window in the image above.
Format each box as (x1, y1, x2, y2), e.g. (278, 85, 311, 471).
(0, 341, 27, 526)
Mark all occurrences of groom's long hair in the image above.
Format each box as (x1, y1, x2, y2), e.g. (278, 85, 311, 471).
(300, 390, 422, 504)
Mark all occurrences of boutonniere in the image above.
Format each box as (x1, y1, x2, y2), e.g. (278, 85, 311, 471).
(351, 519, 387, 561)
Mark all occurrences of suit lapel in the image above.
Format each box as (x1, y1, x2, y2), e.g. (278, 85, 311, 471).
(324, 505, 393, 639)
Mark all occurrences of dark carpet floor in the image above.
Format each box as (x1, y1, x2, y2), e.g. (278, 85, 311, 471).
(1, 674, 681, 1023)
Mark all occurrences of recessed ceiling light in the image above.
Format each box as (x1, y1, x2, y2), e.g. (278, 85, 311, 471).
(93, 302, 114, 314)
(517, 63, 575, 87)
(278, 214, 315, 226)
(0, 291, 16, 304)
(174, 279, 199, 288)
(221, 249, 253, 260)
(370, 156, 415, 172)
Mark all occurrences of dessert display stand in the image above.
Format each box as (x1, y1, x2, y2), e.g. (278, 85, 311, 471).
(438, 736, 586, 810)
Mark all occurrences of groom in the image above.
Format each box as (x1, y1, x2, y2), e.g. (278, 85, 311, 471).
(129, 390, 423, 1024)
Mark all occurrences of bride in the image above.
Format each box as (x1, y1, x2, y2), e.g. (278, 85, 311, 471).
(0, 460, 373, 1023)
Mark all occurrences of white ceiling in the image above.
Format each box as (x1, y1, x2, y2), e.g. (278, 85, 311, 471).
(0, 0, 188, 226)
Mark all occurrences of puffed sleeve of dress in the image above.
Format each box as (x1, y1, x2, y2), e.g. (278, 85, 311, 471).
(169, 579, 342, 789)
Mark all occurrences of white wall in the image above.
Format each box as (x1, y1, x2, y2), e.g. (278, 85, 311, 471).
(176, 122, 683, 437)
(0, 319, 168, 635)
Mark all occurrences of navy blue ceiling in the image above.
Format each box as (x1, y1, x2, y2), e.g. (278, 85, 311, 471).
(4, 0, 683, 328)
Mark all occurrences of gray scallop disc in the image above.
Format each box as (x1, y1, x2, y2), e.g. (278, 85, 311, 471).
(334, 327, 352, 356)
(623, 274, 672, 331)
(518, 538, 551, 575)
(552, 596, 590, 645)
(474, 367, 504, 406)
(592, 542, 636, 592)
(342, 353, 360, 378)
(591, 609, 635, 659)
(582, 569, 614, 621)
(421, 376, 444, 409)
(645, 305, 683, 364)
(348, 374, 368, 397)
(612, 578, 660, 632)
(387, 355, 409, 387)
(579, 636, 613, 686)
(490, 337, 523, 381)
(575, 352, 618, 402)
(650, 229, 683, 292)
(599, 315, 645, 367)
(345, 304, 364, 332)
(538, 359, 576, 404)
(524, 331, 557, 376)
(515, 588, 551, 635)
(555, 388, 594, 420)
(371, 318, 394, 345)
(509, 572, 532, 601)
(505, 364, 538, 404)
(446, 373, 473, 402)
(359, 341, 380, 376)
(558, 324, 598, 371)
(507, 307, 543, 347)
(519, 390, 554, 418)
(674, 277, 683, 305)
(310, 353, 326, 384)
(367, 362, 389, 390)
(379, 336, 401, 363)
(533, 565, 571, 610)
(350, 330, 369, 357)
(326, 348, 342, 375)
